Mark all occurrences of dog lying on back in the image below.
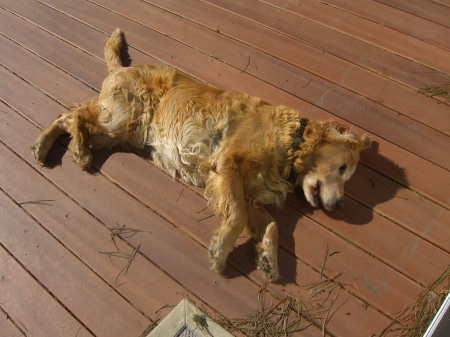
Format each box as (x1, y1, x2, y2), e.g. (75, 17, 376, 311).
(32, 29, 371, 281)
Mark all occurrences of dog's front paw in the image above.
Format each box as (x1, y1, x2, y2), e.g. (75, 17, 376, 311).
(31, 143, 46, 166)
(256, 243, 280, 282)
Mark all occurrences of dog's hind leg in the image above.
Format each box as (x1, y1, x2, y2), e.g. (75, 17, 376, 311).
(70, 108, 93, 170)
(68, 102, 109, 170)
(32, 100, 107, 170)
(247, 207, 280, 282)
(207, 169, 248, 274)
(32, 113, 74, 166)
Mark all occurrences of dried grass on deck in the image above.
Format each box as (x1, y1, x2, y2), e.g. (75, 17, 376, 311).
(418, 83, 450, 99)
(210, 293, 313, 337)
(379, 266, 450, 337)
(207, 278, 344, 337)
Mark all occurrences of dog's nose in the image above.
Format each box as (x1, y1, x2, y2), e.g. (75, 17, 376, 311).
(333, 200, 343, 210)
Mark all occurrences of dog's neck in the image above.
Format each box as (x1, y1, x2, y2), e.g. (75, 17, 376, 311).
(288, 118, 309, 184)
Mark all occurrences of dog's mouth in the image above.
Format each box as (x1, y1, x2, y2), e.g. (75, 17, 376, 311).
(311, 181, 322, 207)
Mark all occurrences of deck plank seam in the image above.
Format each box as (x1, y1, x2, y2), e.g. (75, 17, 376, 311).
(0, 304, 27, 337)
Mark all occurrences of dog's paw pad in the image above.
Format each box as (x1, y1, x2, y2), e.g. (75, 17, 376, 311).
(257, 251, 272, 275)
(257, 247, 279, 282)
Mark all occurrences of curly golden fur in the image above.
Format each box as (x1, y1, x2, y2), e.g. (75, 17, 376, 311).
(32, 29, 371, 281)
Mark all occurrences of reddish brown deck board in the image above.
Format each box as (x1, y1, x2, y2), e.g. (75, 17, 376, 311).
(1, 0, 450, 336)
(262, 0, 450, 73)
(206, 0, 450, 88)
(0, 309, 24, 337)
(1, 51, 440, 337)
(0, 181, 148, 336)
(158, 0, 450, 121)
(377, 0, 450, 27)
(0, 0, 160, 74)
(0, 242, 93, 337)
(321, 0, 450, 51)
(346, 165, 450, 253)
(435, 0, 450, 6)
(0, 34, 95, 106)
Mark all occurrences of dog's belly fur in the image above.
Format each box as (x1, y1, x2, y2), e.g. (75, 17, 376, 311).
(95, 65, 299, 207)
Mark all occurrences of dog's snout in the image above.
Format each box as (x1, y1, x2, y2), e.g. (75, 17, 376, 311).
(333, 200, 343, 210)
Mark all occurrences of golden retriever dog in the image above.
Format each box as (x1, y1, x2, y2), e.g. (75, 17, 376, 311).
(32, 29, 371, 281)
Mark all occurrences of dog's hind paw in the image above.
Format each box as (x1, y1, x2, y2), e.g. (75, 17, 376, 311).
(31, 144, 46, 166)
(256, 242, 280, 282)
(208, 246, 227, 273)
(71, 149, 93, 171)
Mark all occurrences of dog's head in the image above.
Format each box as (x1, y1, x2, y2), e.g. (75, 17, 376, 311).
(293, 121, 371, 211)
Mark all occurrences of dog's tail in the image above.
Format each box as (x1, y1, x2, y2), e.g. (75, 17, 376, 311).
(105, 28, 123, 73)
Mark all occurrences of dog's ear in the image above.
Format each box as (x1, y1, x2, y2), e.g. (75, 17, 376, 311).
(334, 123, 371, 152)
(358, 134, 372, 151)
(321, 121, 371, 152)
(347, 133, 371, 152)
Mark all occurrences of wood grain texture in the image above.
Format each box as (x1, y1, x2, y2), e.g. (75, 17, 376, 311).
(376, 0, 450, 27)
(319, 0, 450, 51)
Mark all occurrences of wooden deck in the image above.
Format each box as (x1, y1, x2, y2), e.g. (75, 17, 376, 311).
(1, 0, 450, 336)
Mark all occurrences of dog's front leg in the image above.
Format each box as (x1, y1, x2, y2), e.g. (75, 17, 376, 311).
(207, 170, 248, 274)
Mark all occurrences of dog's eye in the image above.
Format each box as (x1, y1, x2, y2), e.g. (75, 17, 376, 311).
(339, 164, 347, 175)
